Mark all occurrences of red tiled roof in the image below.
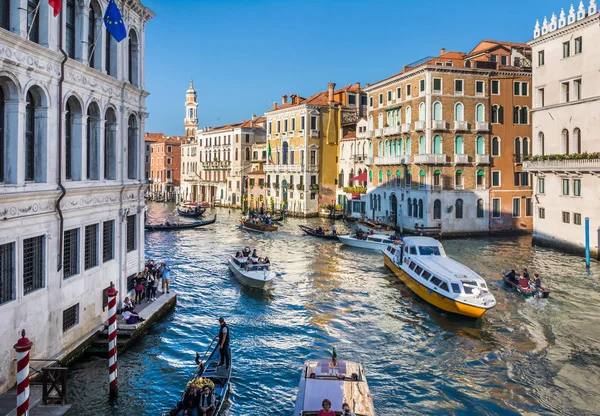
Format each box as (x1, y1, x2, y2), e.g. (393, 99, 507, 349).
(342, 131, 357, 139)
(147, 134, 184, 145)
(248, 169, 265, 175)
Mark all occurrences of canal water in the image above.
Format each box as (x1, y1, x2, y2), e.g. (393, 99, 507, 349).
(66, 203, 600, 416)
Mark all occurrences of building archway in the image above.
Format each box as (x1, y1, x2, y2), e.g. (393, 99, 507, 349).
(389, 193, 398, 227)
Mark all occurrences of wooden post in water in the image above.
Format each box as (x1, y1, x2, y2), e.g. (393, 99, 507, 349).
(107, 283, 118, 397)
(585, 217, 591, 268)
(14, 329, 33, 416)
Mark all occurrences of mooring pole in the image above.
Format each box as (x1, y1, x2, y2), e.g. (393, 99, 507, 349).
(585, 217, 591, 269)
(107, 283, 118, 397)
(14, 330, 33, 416)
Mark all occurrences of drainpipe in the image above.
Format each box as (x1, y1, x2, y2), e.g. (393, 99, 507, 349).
(56, 0, 68, 272)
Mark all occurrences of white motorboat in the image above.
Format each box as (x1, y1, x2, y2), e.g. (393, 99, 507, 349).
(383, 236, 496, 318)
(227, 255, 274, 289)
(293, 357, 375, 416)
(337, 233, 397, 251)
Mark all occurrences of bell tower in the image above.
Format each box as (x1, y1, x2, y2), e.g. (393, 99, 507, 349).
(184, 80, 198, 137)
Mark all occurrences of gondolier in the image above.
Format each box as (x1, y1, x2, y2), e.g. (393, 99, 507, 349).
(213, 317, 230, 370)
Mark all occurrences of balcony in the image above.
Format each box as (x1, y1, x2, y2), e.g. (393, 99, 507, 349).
(476, 122, 490, 132)
(366, 130, 374, 138)
(298, 129, 304, 136)
(383, 125, 401, 136)
(432, 120, 448, 131)
(288, 131, 294, 137)
(476, 154, 490, 164)
(307, 164, 319, 173)
(352, 154, 366, 163)
(375, 128, 384, 137)
(264, 164, 303, 173)
(454, 154, 470, 164)
(310, 129, 319, 138)
(401, 123, 411, 134)
(432, 185, 443, 191)
(455, 184, 464, 190)
(454, 120, 469, 131)
(413, 154, 447, 164)
(374, 155, 408, 165)
(166, 178, 173, 184)
(514, 155, 523, 165)
(364, 157, 373, 165)
(523, 158, 600, 173)
(414, 121, 425, 131)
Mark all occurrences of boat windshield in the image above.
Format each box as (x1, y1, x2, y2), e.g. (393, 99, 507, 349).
(418, 245, 443, 256)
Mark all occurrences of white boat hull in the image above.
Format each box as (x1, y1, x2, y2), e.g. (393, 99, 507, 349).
(354, 222, 395, 235)
(228, 259, 274, 289)
(337, 235, 390, 251)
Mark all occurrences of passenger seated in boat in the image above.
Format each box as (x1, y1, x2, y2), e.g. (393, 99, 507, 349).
(235, 251, 242, 258)
(252, 249, 258, 258)
(522, 268, 530, 280)
(534, 273, 542, 296)
(257, 257, 264, 264)
(165, 221, 172, 226)
(242, 247, 251, 257)
(506, 269, 518, 284)
(518, 275, 531, 291)
(181, 384, 199, 415)
(198, 386, 215, 416)
(263, 257, 270, 265)
(318, 398, 335, 416)
(342, 402, 357, 416)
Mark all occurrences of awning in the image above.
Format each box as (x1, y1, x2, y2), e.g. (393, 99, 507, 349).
(386, 106, 402, 112)
(477, 170, 485, 176)
(350, 171, 367, 182)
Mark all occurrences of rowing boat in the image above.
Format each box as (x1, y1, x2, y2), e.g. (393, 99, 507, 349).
(501, 270, 550, 298)
(240, 218, 278, 232)
(298, 225, 340, 240)
(145, 215, 217, 231)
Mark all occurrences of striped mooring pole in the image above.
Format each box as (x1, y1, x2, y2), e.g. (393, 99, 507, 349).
(107, 282, 118, 397)
(14, 329, 33, 416)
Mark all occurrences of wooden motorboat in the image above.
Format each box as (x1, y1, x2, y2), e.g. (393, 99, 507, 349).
(270, 213, 284, 222)
(337, 233, 397, 251)
(167, 341, 231, 416)
(383, 237, 496, 319)
(228, 255, 274, 289)
(298, 225, 341, 240)
(240, 218, 278, 232)
(354, 219, 395, 235)
(501, 270, 550, 298)
(177, 206, 206, 217)
(145, 215, 217, 231)
(293, 355, 375, 416)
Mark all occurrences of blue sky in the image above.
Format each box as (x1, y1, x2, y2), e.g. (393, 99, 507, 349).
(143, 0, 572, 135)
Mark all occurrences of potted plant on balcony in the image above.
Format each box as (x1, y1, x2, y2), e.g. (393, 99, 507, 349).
(296, 184, 304, 191)
(320, 204, 332, 215)
(309, 183, 319, 192)
(273, 182, 280, 190)
(259, 184, 264, 189)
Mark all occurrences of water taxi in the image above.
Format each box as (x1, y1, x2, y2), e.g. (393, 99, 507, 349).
(293, 357, 375, 416)
(228, 255, 274, 289)
(383, 236, 496, 318)
(240, 217, 278, 232)
(337, 233, 396, 251)
(354, 219, 395, 235)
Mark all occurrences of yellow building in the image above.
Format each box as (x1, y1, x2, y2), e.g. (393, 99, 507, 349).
(264, 83, 366, 216)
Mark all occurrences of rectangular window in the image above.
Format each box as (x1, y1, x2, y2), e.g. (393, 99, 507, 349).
(360, 95, 367, 106)
(514, 172, 520, 186)
(387, 90, 392, 102)
(491, 80, 500, 95)
(538, 88, 545, 107)
(563, 41, 570, 58)
(574, 213, 582, 225)
(538, 207, 545, 219)
(574, 79, 582, 100)
(103, 220, 114, 262)
(514, 82, 520, 96)
(63, 229, 79, 279)
(126, 215, 136, 252)
(433, 78, 442, 93)
(291, 118, 296, 131)
(538, 177, 545, 194)
(525, 198, 533, 217)
(310, 150, 316, 165)
(562, 211, 570, 223)
(492, 198, 501, 218)
(521, 172, 529, 186)
(419, 79, 425, 93)
(0, 242, 15, 305)
(406, 84, 411, 97)
(369, 96, 373, 107)
(300, 116, 305, 130)
(475, 81, 484, 95)
(573, 179, 581, 196)
(276, 120, 281, 133)
(521, 82, 529, 96)
(538, 50, 545, 66)
(562, 178, 569, 195)
(378, 93, 383, 105)
(445, 62, 453, 67)
(574, 37, 582, 54)
(310, 117, 317, 130)
(167, 146, 172, 153)
(23, 236, 44, 295)
(490, 54, 497, 62)
(512, 198, 521, 217)
(348, 94, 356, 105)
(284, 119, 288, 132)
(501, 55, 508, 66)
(454, 79, 463, 95)
(562, 81, 570, 102)
(84, 224, 98, 270)
(492, 171, 500, 187)
(396, 87, 401, 100)
(63, 303, 79, 332)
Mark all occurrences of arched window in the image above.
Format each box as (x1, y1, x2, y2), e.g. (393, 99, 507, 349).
(455, 170, 463, 189)
(476, 169, 485, 188)
(128, 30, 140, 87)
(407, 198, 413, 217)
(433, 169, 441, 186)
(88, 1, 102, 69)
(538, 132, 545, 156)
(25, 87, 49, 183)
(412, 199, 418, 218)
(418, 169, 425, 188)
(433, 199, 441, 219)
(0, 0, 10, 30)
(25, 91, 36, 181)
(66, 0, 77, 58)
(454, 103, 464, 121)
(104, 108, 116, 180)
(522, 137, 529, 156)
(433, 102, 442, 121)
(477, 199, 484, 218)
(245, 147, 250, 161)
(86, 102, 101, 180)
(476, 136, 484, 155)
(405, 169, 411, 188)
(378, 141, 383, 156)
(419, 102, 425, 121)
(519, 106, 528, 124)
(405, 106, 412, 123)
(399, 138, 404, 155)
(476, 103, 485, 122)
(282, 141, 288, 164)
(492, 137, 500, 156)
(368, 142, 373, 157)
(0, 85, 4, 182)
(378, 169, 383, 182)
(418, 136, 425, 154)
(573, 128, 581, 153)
(455, 136, 464, 154)
(27, 0, 40, 44)
(385, 140, 390, 156)
(406, 137, 411, 155)
(396, 169, 401, 187)
(368, 115, 373, 131)
(513, 106, 520, 124)
(369, 170, 372, 183)
(514, 137, 521, 158)
(561, 129, 569, 154)
(491, 105, 499, 123)
(234, 148, 238, 161)
(418, 199, 424, 219)
(378, 113, 383, 129)
(455, 199, 464, 219)
(433, 135, 442, 154)
(105, 28, 117, 76)
(349, 169, 355, 186)
(127, 115, 138, 179)
(65, 101, 73, 180)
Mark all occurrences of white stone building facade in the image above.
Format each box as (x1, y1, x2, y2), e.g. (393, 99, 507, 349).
(0, 0, 153, 393)
(336, 118, 368, 219)
(525, 0, 600, 257)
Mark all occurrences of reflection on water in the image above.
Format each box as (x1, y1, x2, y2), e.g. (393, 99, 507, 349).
(66, 203, 600, 416)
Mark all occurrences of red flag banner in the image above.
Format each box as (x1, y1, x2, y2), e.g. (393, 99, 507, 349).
(49, 0, 61, 17)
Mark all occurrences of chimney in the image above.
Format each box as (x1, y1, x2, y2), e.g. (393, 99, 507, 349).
(365, 83, 370, 88)
(290, 94, 297, 104)
(282, 95, 288, 104)
(355, 82, 360, 89)
(328, 82, 336, 104)
(273, 102, 277, 110)
(252, 114, 256, 120)
(440, 48, 446, 55)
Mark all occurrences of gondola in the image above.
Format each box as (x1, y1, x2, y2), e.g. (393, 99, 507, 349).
(270, 213, 284, 222)
(298, 225, 340, 240)
(501, 270, 550, 298)
(145, 215, 217, 231)
(177, 207, 206, 217)
(166, 341, 231, 416)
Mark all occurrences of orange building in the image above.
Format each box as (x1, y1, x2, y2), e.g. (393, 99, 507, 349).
(147, 133, 184, 202)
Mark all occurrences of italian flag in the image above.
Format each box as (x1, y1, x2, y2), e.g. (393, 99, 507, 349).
(267, 141, 274, 164)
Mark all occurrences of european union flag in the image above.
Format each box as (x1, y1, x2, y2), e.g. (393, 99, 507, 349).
(104, 0, 127, 42)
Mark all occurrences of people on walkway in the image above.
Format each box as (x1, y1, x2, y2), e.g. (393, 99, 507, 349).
(122, 297, 135, 312)
(151, 274, 159, 301)
(146, 273, 156, 302)
(213, 317, 230, 370)
(161, 262, 171, 294)
(134, 272, 145, 304)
